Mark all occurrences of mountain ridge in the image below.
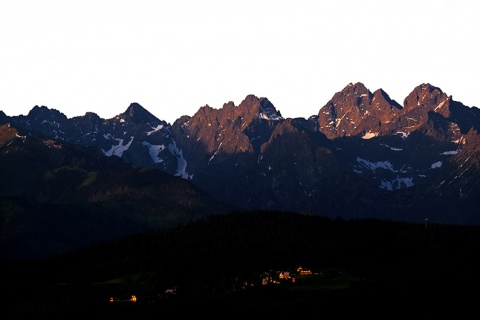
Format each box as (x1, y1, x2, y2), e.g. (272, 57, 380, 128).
(2, 82, 480, 228)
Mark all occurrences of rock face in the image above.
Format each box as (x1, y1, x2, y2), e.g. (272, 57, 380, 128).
(318, 82, 402, 139)
(3, 82, 480, 225)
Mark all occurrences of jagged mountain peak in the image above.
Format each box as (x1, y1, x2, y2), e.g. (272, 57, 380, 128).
(258, 97, 283, 120)
(27, 105, 68, 121)
(28, 105, 49, 115)
(84, 111, 100, 118)
(317, 82, 461, 140)
(318, 82, 391, 139)
(372, 88, 402, 110)
(403, 83, 449, 111)
(416, 82, 443, 93)
(70, 111, 102, 124)
(189, 94, 283, 127)
(334, 82, 403, 108)
(2, 105, 70, 140)
(238, 94, 283, 121)
(342, 82, 370, 94)
(329, 82, 373, 106)
(118, 102, 161, 124)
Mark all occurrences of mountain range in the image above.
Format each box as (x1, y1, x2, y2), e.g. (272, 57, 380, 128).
(2, 81, 480, 260)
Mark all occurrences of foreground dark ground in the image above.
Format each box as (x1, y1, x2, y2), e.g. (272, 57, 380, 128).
(2, 210, 480, 317)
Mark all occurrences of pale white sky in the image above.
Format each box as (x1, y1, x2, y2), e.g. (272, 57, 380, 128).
(1, 0, 479, 124)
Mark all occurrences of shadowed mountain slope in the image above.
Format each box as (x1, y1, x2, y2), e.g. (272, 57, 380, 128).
(0, 123, 235, 261)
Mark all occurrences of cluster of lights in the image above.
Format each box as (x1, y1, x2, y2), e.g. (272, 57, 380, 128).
(109, 294, 137, 303)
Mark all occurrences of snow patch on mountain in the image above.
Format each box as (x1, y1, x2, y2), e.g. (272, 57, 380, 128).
(431, 161, 442, 169)
(103, 136, 134, 157)
(209, 142, 223, 163)
(434, 100, 447, 112)
(380, 177, 415, 191)
(362, 131, 378, 139)
(440, 150, 458, 155)
(258, 107, 283, 121)
(381, 143, 402, 151)
(146, 125, 164, 136)
(168, 141, 192, 179)
(356, 157, 396, 172)
(397, 131, 410, 139)
(142, 141, 166, 163)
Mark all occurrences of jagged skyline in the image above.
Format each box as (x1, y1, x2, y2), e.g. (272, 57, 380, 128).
(1, 0, 479, 124)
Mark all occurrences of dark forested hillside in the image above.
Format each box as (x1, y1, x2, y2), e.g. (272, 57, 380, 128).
(0, 124, 235, 261)
(3, 210, 480, 316)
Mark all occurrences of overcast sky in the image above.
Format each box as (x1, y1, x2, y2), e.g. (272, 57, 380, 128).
(1, 0, 479, 124)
